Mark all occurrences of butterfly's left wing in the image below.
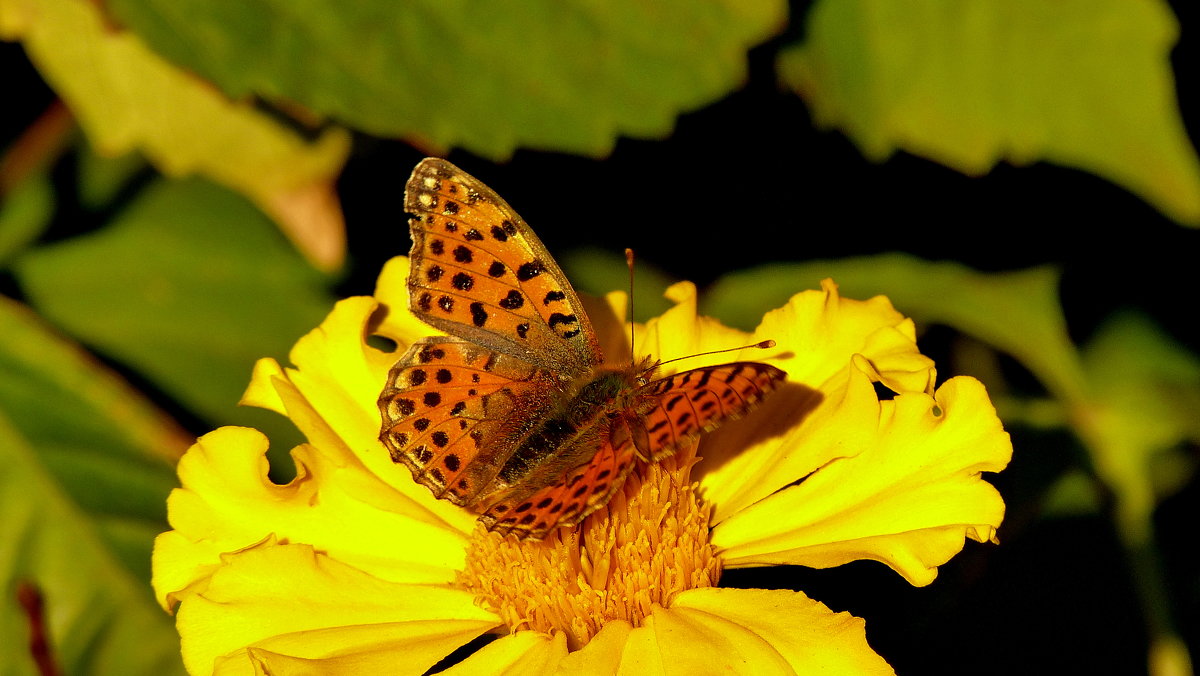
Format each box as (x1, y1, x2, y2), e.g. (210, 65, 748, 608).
(404, 158, 602, 377)
(378, 337, 559, 507)
(631, 362, 786, 461)
(477, 420, 638, 540)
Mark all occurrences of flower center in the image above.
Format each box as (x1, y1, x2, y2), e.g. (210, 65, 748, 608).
(457, 444, 721, 651)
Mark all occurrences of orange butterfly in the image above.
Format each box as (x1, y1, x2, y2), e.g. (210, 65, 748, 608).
(378, 158, 785, 539)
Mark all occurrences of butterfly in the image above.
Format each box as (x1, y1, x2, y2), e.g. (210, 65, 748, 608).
(377, 158, 786, 540)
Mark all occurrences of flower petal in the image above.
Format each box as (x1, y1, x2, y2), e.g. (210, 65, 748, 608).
(240, 357, 288, 416)
(439, 631, 568, 675)
(636, 281, 757, 366)
(674, 280, 935, 518)
(152, 427, 471, 610)
(713, 376, 1011, 586)
(578, 588, 893, 675)
(754, 279, 933, 392)
(373, 256, 440, 344)
(700, 353, 884, 523)
(270, 294, 399, 456)
(239, 277, 473, 529)
(658, 588, 895, 675)
(175, 541, 498, 675)
(557, 621, 632, 674)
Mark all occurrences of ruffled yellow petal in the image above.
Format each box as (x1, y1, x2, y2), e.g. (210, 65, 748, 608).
(558, 588, 891, 675)
(756, 280, 930, 387)
(373, 256, 441, 343)
(175, 541, 498, 676)
(659, 588, 895, 675)
(713, 375, 1011, 586)
(152, 427, 471, 610)
(635, 282, 757, 366)
(265, 295, 400, 463)
(439, 631, 568, 675)
(240, 358, 288, 416)
(697, 281, 935, 519)
(557, 621, 632, 674)
(238, 271, 473, 529)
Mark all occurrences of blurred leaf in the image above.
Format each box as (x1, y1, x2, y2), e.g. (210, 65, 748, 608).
(0, 0, 352, 269)
(781, 0, 1200, 224)
(14, 178, 333, 451)
(1075, 312, 1200, 676)
(78, 146, 148, 210)
(1075, 311, 1200, 537)
(103, 0, 786, 159)
(0, 298, 185, 675)
(1041, 469, 1103, 518)
(704, 254, 1088, 402)
(0, 171, 53, 267)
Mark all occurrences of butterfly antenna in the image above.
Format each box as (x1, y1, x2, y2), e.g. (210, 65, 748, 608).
(656, 340, 777, 369)
(625, 248, 636, 369)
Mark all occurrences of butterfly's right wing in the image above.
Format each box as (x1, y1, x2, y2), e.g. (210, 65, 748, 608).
(630, 362, 786, 462)
(477, 419, 639, 540)
(404, 158, 602, 376)
(378, 337, 559, 507)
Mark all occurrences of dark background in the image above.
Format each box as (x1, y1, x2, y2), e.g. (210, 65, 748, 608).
(3, 1, 1198, 672)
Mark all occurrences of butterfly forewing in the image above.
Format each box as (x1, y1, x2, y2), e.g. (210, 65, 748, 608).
(405, 158, 602, 376)
(378, 337, 558, 506)
(632, 362, 787, 462)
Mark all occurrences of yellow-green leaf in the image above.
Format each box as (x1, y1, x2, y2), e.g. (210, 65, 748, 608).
(0, 0, 352, 269)
(781, 0, 1200, 224)
(102, 0, 786, 159)
(0, 172, 53, 267)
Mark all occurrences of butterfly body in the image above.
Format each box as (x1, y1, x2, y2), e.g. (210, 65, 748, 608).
(379, 158, 785, 539)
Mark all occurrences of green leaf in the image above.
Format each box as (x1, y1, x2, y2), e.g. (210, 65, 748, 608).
(14, 178, 333, 453)
(1041, 470, 1103, 518)
(781, 0, 1200, 224)
(102, 0, 786, 159)
(702, 254, 1088, 402)
(1076, 312, 1200, 536)
(78, 146, 149, 211)
(0, 297, 185, 675)
(0, 173, 54, 268)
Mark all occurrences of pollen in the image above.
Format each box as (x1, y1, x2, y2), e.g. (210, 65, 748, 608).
(456, 444, 720, 651)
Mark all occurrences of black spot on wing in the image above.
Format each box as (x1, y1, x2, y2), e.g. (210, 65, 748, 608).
(499, 290, 524, 309)
(517, 260, 545, 281)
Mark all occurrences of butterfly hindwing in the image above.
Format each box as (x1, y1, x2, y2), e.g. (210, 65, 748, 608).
(404, 158, 602, 376)
(632, 362, 786, 461)
(478, 421, 638, 539)
(378, 337, 558, 506)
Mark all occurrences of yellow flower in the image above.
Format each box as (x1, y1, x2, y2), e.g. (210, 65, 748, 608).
(152, 256, 1011, 674)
